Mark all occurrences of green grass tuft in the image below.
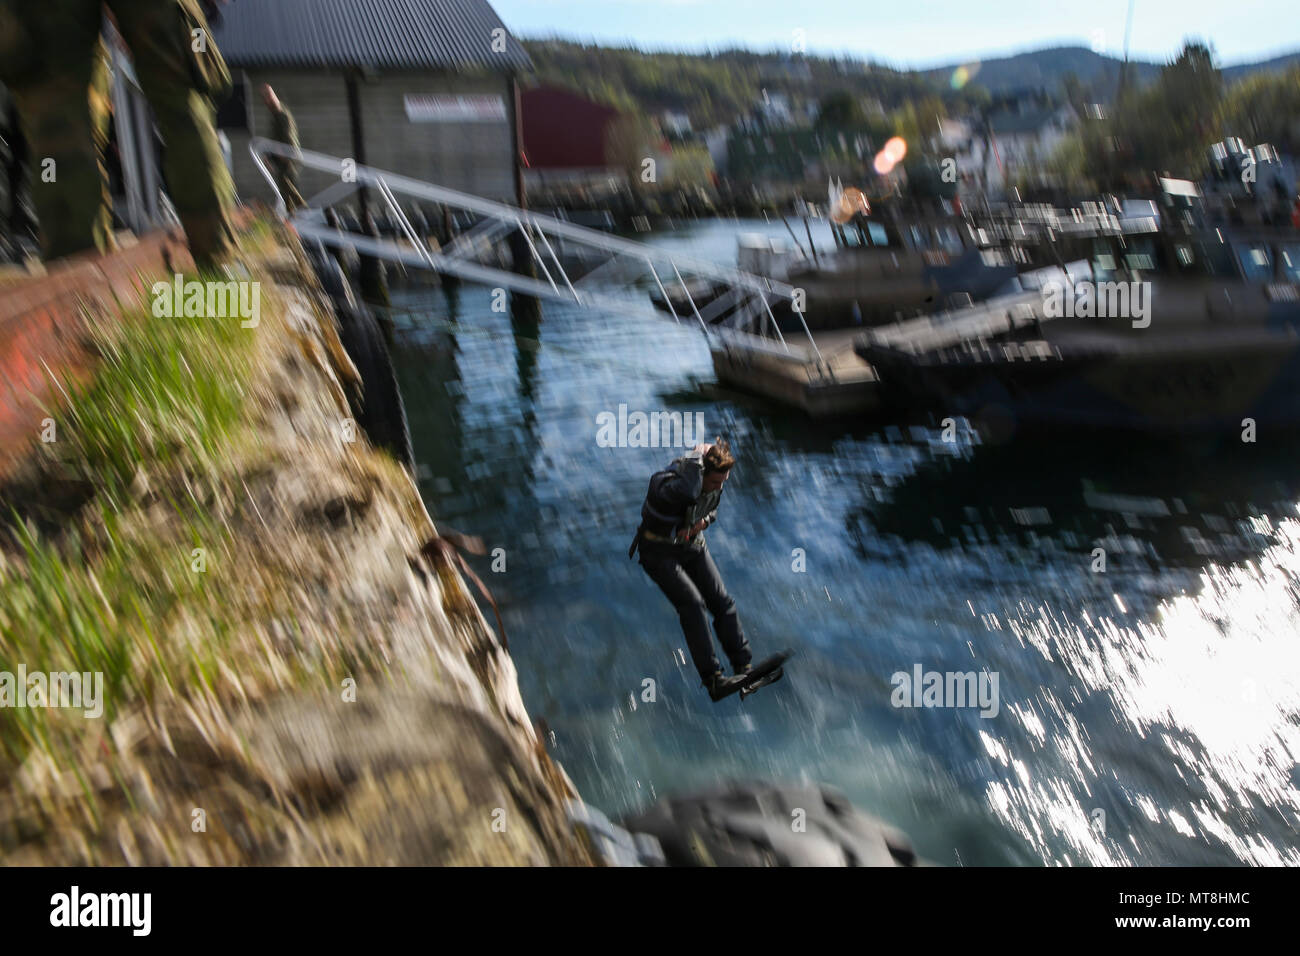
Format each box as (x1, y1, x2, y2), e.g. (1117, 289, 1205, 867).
(0, 279, 259, 764)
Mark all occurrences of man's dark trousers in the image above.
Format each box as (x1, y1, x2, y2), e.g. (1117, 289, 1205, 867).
(639, 537, 751, 682)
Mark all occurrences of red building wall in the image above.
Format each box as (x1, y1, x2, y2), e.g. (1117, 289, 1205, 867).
(520, 87, 620, 170)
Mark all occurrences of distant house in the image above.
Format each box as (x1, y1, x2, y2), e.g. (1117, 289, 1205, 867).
(211, 0, 532, 207)
(703, 125, 731, 171)
(960, 103, 1076, 195)
(727, 127, 878, 185)
(989, 106, 1073, 161)
(936, 117, 972, 150)
(757, 91, 795, 129)
(1205, 138, 1298, 221)
(661, 111, 693, 140)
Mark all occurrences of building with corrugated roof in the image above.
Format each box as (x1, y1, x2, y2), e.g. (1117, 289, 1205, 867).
(211, 0, 532, 207)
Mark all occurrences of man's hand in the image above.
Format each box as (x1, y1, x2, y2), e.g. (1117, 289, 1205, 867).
(689, 442, 712, 457)
(677, 519, 708, 540)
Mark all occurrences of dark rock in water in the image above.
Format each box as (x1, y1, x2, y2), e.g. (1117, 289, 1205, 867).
(569, 800, 666, 867)
(339, 306, 410, 465)
(358, 256, 391, 309)
(305, 244, 350, 302)
(621, 780, 921, 866)
(303, 246, 412, 469)
(358, 214, 392, 309)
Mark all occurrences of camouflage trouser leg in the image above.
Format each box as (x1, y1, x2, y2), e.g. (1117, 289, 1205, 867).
(283, 170, 306, 212)
(272, 162, 305, 212)
(7, 2, 115, 260)
(111, 0, 237, 266)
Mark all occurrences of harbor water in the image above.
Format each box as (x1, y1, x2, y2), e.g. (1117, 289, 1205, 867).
(391, 218, 1300, 866)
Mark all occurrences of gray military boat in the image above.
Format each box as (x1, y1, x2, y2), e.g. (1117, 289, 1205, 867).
(858, 174, 1300, 433)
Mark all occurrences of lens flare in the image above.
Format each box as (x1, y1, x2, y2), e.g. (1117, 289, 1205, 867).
(951, 61, 981, 89)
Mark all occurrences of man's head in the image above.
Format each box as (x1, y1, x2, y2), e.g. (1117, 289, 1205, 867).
(701, 439, 735, 492)
(260, 84, 280, 111)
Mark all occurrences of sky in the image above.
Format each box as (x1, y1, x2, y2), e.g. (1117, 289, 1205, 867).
(489, 0, 1300, 68)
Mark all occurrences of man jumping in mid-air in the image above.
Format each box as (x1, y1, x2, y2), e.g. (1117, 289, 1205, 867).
(629, 439, 753, 698)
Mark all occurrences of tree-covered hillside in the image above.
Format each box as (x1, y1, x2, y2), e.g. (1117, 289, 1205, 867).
(519, 39, 982, 128)
(518, 38, 1299, 130)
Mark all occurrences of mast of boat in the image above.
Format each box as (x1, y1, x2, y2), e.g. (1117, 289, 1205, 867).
(802, 209, 821, 269)
(1116, 0, 1136, 104)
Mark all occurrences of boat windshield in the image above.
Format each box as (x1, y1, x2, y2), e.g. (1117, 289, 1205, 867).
(843, 220, 890, 248)
(1122, 239, 1158, 274)
(1278, 244, 1300, 283)
(1163, 236, 1239, 278)
(904, 224, 933, 250)
(1091, 251, 1119, 282)
(899, 222, 965, 253)
(1233, 241, 1274, 282)
(1090, 237, 1123, 281)
(933, 224, 966, 254)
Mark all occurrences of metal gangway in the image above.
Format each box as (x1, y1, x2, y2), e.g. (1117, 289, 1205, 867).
(862, 260, 1091, 354)
(248, 138, 830, 375)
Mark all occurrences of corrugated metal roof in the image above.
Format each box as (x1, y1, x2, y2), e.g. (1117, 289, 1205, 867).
(210, 0, 532, 72)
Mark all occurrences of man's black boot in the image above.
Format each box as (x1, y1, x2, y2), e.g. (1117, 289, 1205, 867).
(705, 670, 744, 701)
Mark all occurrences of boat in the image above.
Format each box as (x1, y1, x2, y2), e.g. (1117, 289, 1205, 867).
(707, 196, 1170, 417)
(857, 178, 1300, 432)
(649, 275, 735, 321)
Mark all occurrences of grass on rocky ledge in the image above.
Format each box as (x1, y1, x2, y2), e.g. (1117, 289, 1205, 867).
(0, 237, 306, 773)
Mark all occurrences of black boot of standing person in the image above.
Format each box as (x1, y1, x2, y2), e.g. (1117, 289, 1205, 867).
(2, 97, 36, 256)
(630, 440, 752, 695)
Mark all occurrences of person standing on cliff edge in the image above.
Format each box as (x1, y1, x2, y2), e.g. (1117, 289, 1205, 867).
(260, 83, 304, 214)
(629, 439, 754, 698)
(0, 0, 239, 268)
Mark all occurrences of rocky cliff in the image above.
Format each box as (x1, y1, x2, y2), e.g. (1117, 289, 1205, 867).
(0, 226, 592, 865)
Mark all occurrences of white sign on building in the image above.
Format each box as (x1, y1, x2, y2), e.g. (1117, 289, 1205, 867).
(403, 94, 507, 123)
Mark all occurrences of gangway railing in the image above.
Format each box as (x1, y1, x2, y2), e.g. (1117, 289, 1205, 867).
(248, 138, 829, 375)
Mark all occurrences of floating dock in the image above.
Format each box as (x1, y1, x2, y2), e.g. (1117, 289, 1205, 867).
(710, 328, 881, 416)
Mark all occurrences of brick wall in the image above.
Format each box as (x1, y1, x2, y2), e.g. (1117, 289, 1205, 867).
(0, 233, 193, 477)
